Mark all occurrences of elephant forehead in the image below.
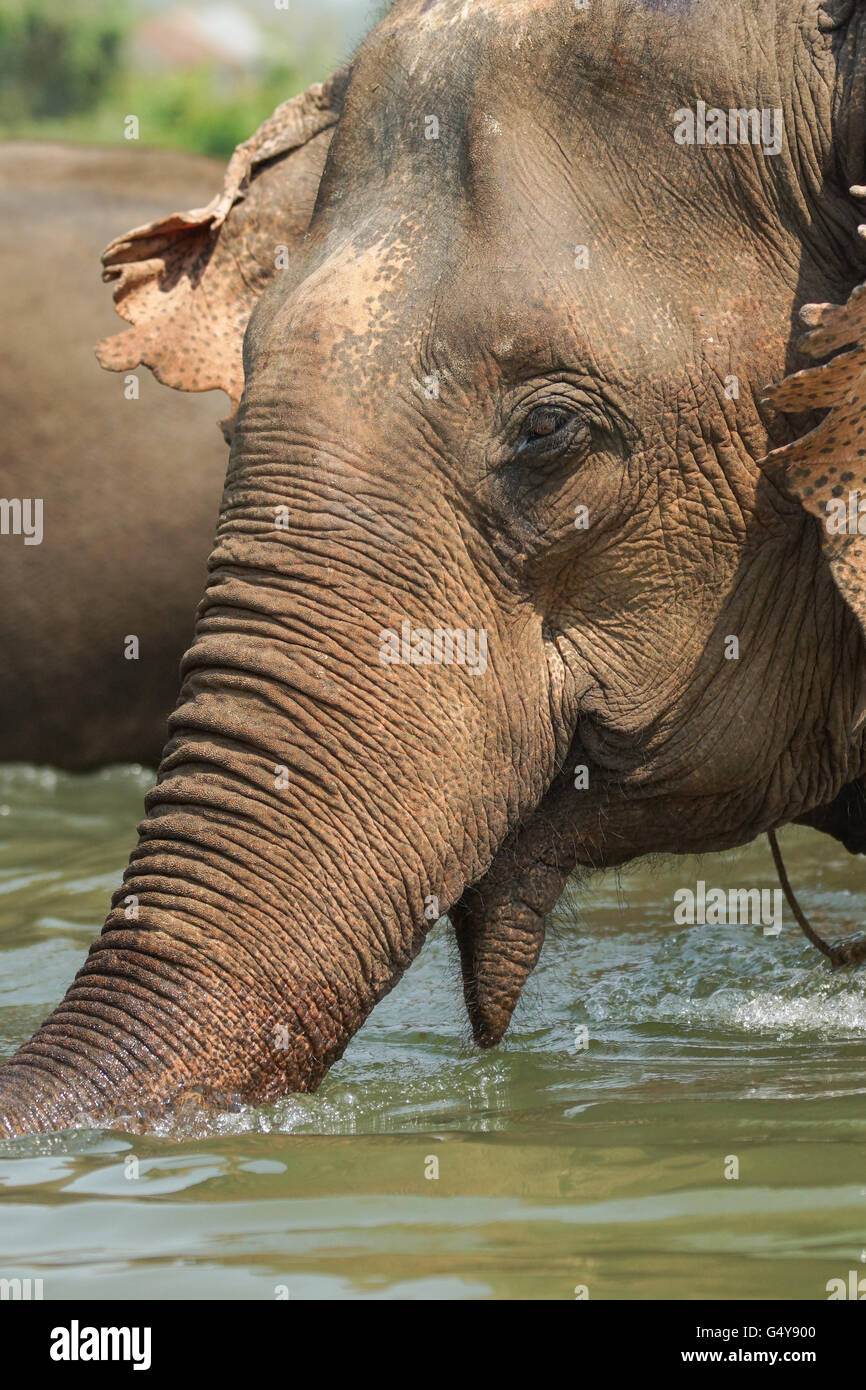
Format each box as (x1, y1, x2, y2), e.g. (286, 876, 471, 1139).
(329, 0, 727, 236)
(395, 0, 698, 35)
(344, 0, 573, 152)
(249, 227, 437, 396)
(273, 237, 414, 341)
(364, 0, 694, 84)
(401, 0, 558, 32)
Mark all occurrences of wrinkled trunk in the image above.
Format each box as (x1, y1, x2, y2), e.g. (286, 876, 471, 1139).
(0, 673, 468, 1130)
(0, 748, 435, 1133)
(0, 425, 557, 1134)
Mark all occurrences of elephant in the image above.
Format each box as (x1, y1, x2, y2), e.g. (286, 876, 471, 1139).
(0, 141, 230, 768)
(4, 0, 866, 1134)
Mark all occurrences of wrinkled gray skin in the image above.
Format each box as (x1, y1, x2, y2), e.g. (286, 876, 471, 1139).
(3, 0, 866, 1133)
(0, 143, 227, 768)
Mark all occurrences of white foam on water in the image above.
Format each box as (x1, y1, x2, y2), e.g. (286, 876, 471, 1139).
(569, 924, 866, 1039)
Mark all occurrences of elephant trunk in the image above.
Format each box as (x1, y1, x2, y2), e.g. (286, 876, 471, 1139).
(0, 825, 420, 1134)
(0, 540, 514, 1133)
(0, 725, 444, 1133)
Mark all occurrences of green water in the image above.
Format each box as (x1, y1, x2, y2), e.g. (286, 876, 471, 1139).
(1, 764, 865, 1300)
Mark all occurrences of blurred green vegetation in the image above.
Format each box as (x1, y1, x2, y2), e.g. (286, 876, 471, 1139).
(0, 0, 332, 158)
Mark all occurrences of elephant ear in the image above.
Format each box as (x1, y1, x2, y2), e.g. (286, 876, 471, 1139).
(96, 69, 348, 442)
(762, 219, 866, 685)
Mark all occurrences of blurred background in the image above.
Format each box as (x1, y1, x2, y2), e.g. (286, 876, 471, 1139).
(0, 0, 375, 157)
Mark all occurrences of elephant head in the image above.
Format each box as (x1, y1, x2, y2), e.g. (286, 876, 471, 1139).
(5, 0, 866, 1133)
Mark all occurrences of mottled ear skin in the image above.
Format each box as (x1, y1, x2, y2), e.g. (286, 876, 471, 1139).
(96, 70, 349, 443)
(763, 200, 866, 851)
(762, 264, 866, 656)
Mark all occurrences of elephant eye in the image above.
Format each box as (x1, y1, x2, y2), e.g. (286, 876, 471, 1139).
(517, 405, 590, 458)
(527, 407, 569, 439)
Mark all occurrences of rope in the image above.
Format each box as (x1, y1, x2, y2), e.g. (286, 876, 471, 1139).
(767, 829, 866, 967)
(767, 829, 835, 960)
